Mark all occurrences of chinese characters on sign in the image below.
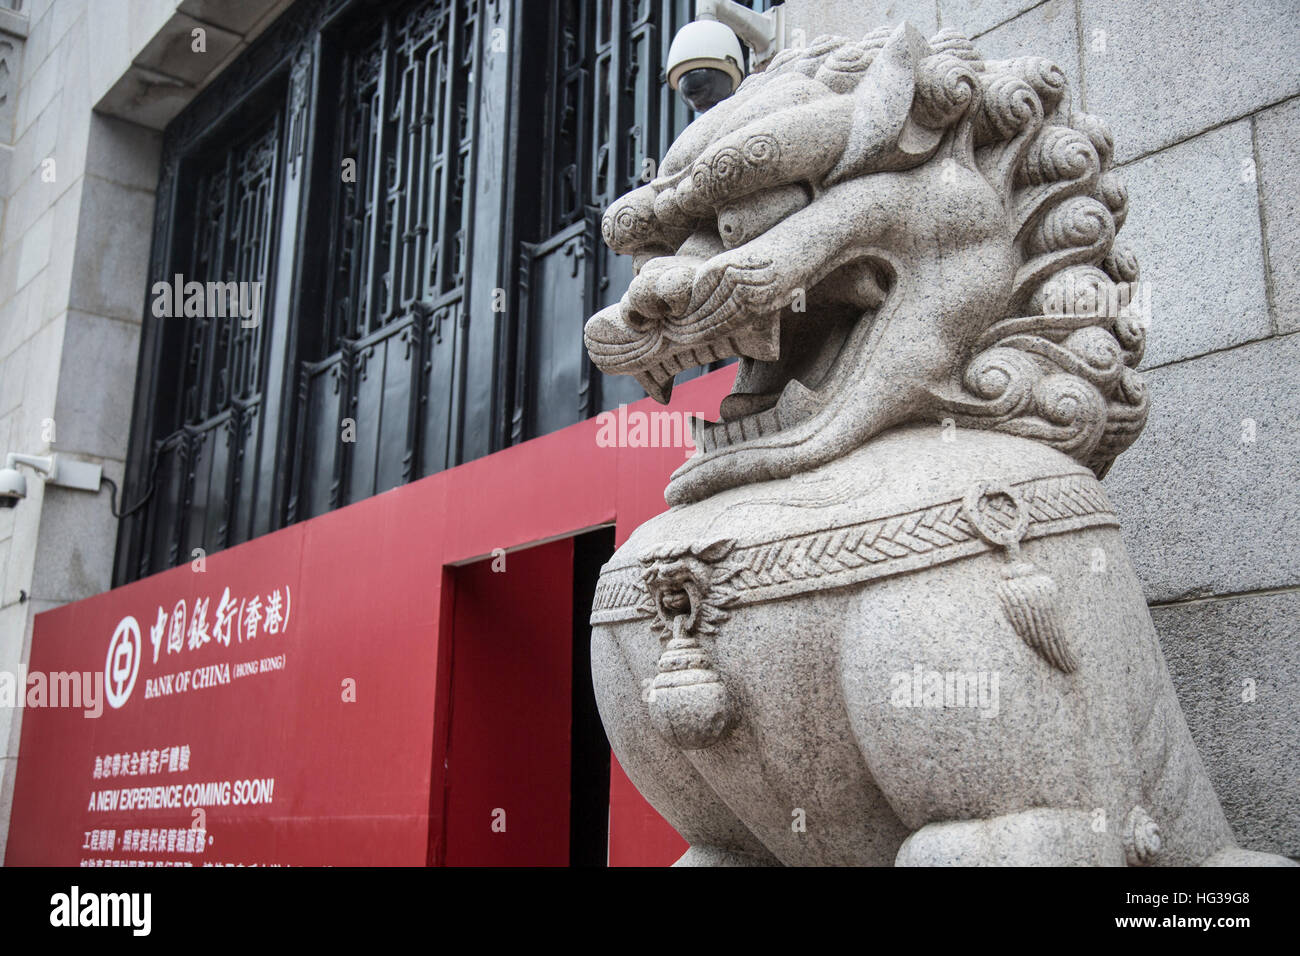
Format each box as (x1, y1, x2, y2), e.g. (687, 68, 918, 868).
(93, 745, 190, 780)
(147, 585, 292, 663)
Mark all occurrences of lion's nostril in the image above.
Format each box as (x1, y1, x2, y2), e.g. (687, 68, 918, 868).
(628, 269, 677, 322)
(624, 309, 656, 332)
(656, 266, 695, 315)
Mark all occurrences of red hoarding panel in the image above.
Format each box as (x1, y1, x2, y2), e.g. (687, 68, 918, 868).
(441, 540, 574, 866)
(7, 367, 737, 866)
(5, 481, 445, 867)
(441, 420, 620, 565)
(613, 365, 737, 546)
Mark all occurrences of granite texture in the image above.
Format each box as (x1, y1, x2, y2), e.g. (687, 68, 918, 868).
(1152, 591, 1300, 858)
(1079, 0, 1300, 163)
(783, 0, 939, 39)
(1116, 120, 1271, 368)
(52, 310, 140, 459)
(1255, 97, 1300, 335)
(67, 174, 158, 323)
(938, 0, 1045, 39)
(584, 22, 1291, 865)
(1105, 333, 1300, 603)
(967, 0, 1080, 101)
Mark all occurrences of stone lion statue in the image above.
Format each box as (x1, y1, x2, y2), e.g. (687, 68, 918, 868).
(583, 23, 1293, 866)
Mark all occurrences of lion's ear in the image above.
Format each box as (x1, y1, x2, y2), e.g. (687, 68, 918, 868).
(824, 21, 929, 186)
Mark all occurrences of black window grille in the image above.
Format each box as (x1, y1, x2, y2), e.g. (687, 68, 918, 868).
(326, 4, 473, 345)
(293, 0, 479, 521)
(180, 121, 279, 424)
(117, 0, 775, 585)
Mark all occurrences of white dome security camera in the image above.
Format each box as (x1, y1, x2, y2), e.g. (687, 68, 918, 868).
(0, 452, 104, 509)
(0, 467, 25, 508)
(666, 19, 746, 112)
(666, 0, 785, 113)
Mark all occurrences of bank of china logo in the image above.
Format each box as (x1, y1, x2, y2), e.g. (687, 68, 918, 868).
(105, 616, 141, 709)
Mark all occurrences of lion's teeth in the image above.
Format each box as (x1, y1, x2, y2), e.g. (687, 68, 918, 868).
(732, 321, 781, 362)
(719, 391, 780, 421)
(692, 402, 786, 451)
(685, 378, 816, 451)
(775, 378, 819, 423)
(689, 415, 713, 452)
(636, 371, 674, 404)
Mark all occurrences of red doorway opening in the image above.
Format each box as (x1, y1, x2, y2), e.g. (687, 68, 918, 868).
(437, 529, 615, 865)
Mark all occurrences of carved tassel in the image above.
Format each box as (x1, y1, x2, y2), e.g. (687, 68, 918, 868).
(961, 480, 1079, 675)
(997, 558, 1078, 673)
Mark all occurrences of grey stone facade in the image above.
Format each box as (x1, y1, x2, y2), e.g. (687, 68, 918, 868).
(0, 0, 1295, 861)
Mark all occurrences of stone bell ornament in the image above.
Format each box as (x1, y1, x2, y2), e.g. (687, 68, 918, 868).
(584, 22, 1296, 866)
(638, 539, 740, 750)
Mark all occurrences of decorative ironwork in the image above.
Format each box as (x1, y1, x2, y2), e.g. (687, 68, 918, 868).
(117, 0, 773, 584)
(515, 0, 771, 438)
(294, 0, 479, 522)
(326, 0, 473, 345)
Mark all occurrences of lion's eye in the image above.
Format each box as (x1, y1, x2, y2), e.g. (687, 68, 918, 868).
(716, 183, 812, 249)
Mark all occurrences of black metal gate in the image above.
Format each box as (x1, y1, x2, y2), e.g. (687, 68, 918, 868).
(117, 0, 771, 584)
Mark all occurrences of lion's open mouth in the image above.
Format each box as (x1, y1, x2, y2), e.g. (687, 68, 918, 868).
(584, 247, 890, 458)
(694, 305, 862, 452)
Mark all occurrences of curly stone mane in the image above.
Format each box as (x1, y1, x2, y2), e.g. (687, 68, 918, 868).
(747, 28, 1146, 476)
